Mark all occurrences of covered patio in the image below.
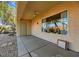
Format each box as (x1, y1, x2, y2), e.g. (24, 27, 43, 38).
(16, 1, 79, 57)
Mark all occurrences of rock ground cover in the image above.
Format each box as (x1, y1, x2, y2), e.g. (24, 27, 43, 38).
(0, 34, 17, 57)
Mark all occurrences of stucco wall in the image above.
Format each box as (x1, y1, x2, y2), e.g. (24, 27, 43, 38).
(32, 2, 79, 52)
(16, 19, 32, 36)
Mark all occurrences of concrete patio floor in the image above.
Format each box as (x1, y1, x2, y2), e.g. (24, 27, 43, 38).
(17, 35, 79, 57)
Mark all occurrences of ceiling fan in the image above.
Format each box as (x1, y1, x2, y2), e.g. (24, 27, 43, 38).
(32, 10, 39, 18)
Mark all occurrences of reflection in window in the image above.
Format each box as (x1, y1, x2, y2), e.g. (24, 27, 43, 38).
(42, 10, 68, 35)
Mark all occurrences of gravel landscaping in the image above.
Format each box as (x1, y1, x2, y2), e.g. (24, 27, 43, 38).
(0, 34, 18, 57)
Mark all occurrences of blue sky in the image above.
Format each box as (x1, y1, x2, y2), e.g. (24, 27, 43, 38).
(7, 1, 16, 8)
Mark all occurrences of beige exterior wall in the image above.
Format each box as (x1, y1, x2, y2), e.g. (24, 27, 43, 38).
(16, 19, 32, 36)
(32, 2, 79, 52)
(26, 20, 32, 35)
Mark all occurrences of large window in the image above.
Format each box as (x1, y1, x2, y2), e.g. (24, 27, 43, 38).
(42, 10, 68, 35)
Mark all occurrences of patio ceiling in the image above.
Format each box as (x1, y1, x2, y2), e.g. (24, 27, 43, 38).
(17, 1, 60, 20)
(17, 1, 28, 20)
